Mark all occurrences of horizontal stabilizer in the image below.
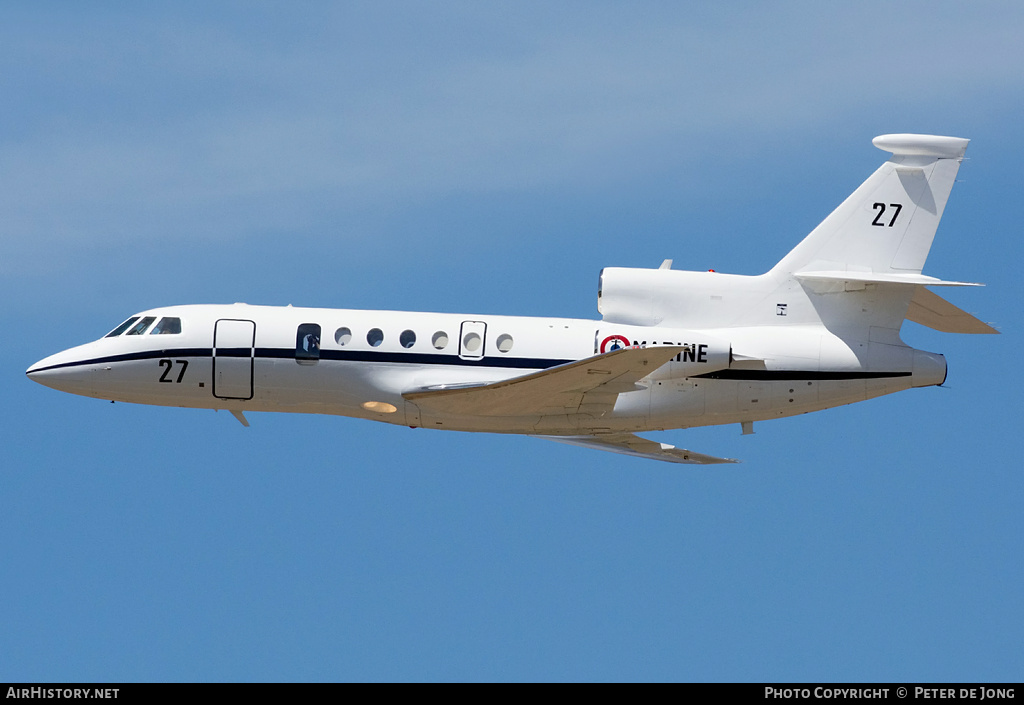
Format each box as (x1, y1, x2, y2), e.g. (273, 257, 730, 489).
(795, 271, 982, 287)
(537, 433, 739, 465)
(906, 287, 999, 334)
(404, 345, 682, 417)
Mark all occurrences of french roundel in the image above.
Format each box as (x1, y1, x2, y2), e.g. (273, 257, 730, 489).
(599, 335, 631, 354)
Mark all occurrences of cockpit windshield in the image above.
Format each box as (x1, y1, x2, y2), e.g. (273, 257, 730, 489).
(105, 317, 140, 338)
(104, 315, 182, 338)
(125, 317, 157, 335)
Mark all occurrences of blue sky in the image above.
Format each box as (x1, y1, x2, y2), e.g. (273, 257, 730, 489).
(2, 2, 1021, 681)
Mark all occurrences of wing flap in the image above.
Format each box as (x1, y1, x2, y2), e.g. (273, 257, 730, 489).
(404, 345, 682, 417)
(537, 432, 739, 465)
(906, 287, 999, 334)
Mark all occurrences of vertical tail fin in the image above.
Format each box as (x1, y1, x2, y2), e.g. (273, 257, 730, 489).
(770, 134, 968, 279)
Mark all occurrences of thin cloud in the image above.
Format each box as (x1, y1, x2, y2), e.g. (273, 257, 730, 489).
(1, 2, 1022, 262)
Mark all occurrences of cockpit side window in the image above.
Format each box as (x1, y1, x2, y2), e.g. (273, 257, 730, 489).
(151, 317, 182, 335)
(125, 316, 157, 335)
(105, 317, 140, 338)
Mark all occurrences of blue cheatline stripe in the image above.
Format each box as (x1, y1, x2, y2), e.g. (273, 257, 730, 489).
(247, 347, 573, 368)
(692, 370, 912, 381)
(28, 348, 212, 373)
(28, 347, 574, 374)
(29, 347, 916, 381)
(214, 347, 253, 357)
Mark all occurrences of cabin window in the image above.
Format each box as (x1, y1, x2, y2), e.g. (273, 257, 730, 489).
(105, 317, 140, 338)
(125, 317, 157, 335)
(462, 331, 482, 353)
(151, 317, 182, 335)
(367, 328, 384, 347)
(400, 330, 416, 349)
(335, 327, 352, 346)
(496, 334, 514, 353)
(296, 323, 321, 363)
(431, 331, 448, 350)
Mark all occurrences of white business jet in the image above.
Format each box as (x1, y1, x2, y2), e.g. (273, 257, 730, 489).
(27, 134, 996, 464)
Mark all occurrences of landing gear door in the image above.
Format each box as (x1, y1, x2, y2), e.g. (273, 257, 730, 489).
(459, 321, 487, 360)
(213, 319, 255, 400)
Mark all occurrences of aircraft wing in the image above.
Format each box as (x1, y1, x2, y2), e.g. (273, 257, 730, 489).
(403, 345, 682, 417)
(906, 287, 999, 334)
(536, 433, 740, 465)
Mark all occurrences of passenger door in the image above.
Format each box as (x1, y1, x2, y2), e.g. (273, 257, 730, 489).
(213, 319, 255, 400)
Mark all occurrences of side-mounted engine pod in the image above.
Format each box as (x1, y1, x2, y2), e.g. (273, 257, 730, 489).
(598, 266, 762, 329)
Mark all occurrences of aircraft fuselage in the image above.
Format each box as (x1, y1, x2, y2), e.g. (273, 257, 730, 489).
(27, 302, 943, 437)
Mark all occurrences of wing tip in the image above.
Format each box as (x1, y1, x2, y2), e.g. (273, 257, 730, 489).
(538, 433, 741, 465)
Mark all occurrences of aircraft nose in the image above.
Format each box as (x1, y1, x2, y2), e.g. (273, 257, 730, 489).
(26, 348, 99, 396)
(27, 355, 57, 382)
(27, 354, 68, 389)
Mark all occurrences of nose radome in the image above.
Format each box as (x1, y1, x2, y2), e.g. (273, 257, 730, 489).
(26, 346, 100, 396)
(27, 353, 62, 380)
(27, 365, 61, 392)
